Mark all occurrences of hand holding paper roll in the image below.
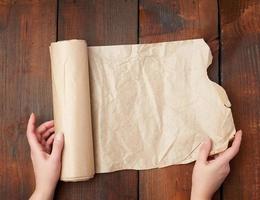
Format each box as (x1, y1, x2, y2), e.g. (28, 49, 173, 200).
(26, 113, 64, 200)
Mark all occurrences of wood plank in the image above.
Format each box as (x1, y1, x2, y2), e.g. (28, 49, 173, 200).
(220, 0, 260, 199)
(139, 0, 220, 199)
(0, 0, 57, 199)
(55, 0, 139, 199)
(58, 0, 138, 46)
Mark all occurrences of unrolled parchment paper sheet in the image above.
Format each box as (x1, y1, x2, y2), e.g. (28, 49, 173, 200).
(49, 39, 236, 182)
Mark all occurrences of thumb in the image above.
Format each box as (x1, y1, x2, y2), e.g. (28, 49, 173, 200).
(51, 132, 64, 161)
(197, 137, 212, 163)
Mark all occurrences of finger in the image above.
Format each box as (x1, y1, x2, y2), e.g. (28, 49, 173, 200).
(214, 154, 219, 159)
(197, 137, 212, 163)
(51, 132, 64, 161)
(217, 130, 242, 163)
(44, 134, 55, 154)
(27, 113, 35, 135)
(45, 146, 51, 154)
(46, 133, 55, 146)
(36, 120, 54, 135)
(40, 137, 46, 146)
(26, 113, 41, 152)
(213, 150, 225, 159)
(42, 127, 55, 140)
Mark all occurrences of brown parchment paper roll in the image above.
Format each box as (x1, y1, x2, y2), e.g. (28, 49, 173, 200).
(50, 40, 95, 181)
(49, 39, 236, 182)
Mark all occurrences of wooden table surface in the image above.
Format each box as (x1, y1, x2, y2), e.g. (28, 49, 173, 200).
(0, 0, 259, 199)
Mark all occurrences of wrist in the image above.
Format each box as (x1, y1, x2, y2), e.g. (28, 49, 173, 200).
(30, 187, 55, 200)
(190, 188, 212, 200)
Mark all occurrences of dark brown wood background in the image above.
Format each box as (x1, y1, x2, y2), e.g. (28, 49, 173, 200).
(0, 0, 259, 199)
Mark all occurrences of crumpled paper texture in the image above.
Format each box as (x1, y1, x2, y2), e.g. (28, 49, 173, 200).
(49, 39, 236, 181)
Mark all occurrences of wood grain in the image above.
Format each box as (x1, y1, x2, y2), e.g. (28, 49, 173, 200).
(58, 0, 138, 46)
(139, 0, 220, 199)
(55, 0, 139, 199)
(0, 0, 56, 199)
(220, 0, 260, 199)
(1, 0, 260, 199)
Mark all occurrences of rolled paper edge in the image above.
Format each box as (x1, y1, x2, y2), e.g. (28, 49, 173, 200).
(50, 39, 87, 47)
(60, 174, 95, 182)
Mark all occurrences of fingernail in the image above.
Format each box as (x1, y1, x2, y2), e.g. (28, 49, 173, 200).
(55, 132, 63, 141)
(238, 130, 242, 136)
(203, 137, 211, 144)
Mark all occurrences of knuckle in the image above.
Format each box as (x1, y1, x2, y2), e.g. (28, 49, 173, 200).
(222, 165, 230, 176)
(226, 165, 230, 174)
(51, 154, 61, 163)
(55, 140, 64, 148)
(53, 139, 61, 145)
(55, 142, 62, 149)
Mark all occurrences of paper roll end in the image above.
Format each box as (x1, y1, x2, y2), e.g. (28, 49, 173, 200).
(50, 39, 87, 48)
(60, 174, 95, 182)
